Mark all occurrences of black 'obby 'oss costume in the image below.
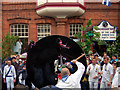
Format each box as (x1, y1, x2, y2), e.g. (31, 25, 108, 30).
(26, 35, 87, 89)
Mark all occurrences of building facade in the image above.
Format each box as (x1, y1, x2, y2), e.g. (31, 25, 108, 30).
(2, 1, 120, 52)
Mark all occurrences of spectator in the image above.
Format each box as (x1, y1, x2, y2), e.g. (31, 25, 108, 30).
(81, 58, 89, 90)
(86, 58, 101, 89)
(86, 55, 92, 64)
(112, 62, 117, 76)
(111, 61, 120, 88)
(3, 60, 16, 90)
(16, 55, 20, 64)
(94, 55, 99, 61)
(102, 52, 109, 61)
(90, 55, 94, 61)
(56, 60, 85, 88)
(11, 57, 19, 71)
(17, 59, 23, 72)
(100, 57, 113, 90)
(110, 55, 118, 64)
(18, 63, 27, 85)
(16, 39, 23, 55)
(97, 56, 104, 70)
(2, 59, 8, 72)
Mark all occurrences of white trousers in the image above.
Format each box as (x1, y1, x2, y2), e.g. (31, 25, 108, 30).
(19, 74, 25, 85)
(100, 81, 111, 90)
(89, 81, 98, 89)
(6, 77, 14, 90)
(18, 49, 21, 55)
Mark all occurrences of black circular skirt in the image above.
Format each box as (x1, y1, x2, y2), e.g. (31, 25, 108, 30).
(26, 35, 87, 88)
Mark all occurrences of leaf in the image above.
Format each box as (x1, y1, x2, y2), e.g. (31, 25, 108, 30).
(88, 50, 93, 55)
(2, 33, 18, 61)
(94, 26, 99, 30)
(86, 19, 91, 27)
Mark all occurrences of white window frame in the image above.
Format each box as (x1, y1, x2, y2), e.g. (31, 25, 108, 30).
(69, 24, 82, 38)
(37, 24, 51, 40)
(10, 24, 29, 38)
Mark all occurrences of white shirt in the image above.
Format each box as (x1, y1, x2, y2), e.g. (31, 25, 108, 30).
(3, 65, 16, 79)
(101, 63, 113, 82)
(16, 41, 23, 50)
(56, 61, 85, 88)
(112, 67, 120, 87)
(87, 64, 101, 82)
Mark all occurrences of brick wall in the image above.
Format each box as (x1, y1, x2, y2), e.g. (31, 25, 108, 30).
(2, 2, 120, 44)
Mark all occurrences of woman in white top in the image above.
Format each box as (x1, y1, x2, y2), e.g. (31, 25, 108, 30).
(16, 39, 23, 55)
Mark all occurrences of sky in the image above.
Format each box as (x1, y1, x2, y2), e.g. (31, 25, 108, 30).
(1, 0, 120, 2)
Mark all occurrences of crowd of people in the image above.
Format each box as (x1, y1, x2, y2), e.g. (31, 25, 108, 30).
(1, 55, 36, 90)
(1, 52, 120, 90)
(81, 52, 120, 90)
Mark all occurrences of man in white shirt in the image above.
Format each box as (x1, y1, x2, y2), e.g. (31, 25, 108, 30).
(111, 61, 120, 88)
(86, 58, 101, 89)
(16, 39, 23, 55)
(3, 60, 16, 90)
(100, 57, 113, 89)
(56, 60, 85, 88)
(111, 67, 120, 88)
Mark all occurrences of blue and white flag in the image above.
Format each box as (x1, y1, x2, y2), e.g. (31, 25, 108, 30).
(102, 0, 111, 6)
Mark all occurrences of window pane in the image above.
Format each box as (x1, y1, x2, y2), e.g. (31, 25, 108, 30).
(15, 29, 17, 32)
(22, 29, 24, 32)
(10, 24, 28, 38)
(11, 29, 13, 32)
(18, 29, 20, 32)
(25, 33, 28, 36)
(15, 25, 17, 28)
(11, 25, 13, 29)
(15, 33, 17, 36)
(25, 29, 28, 32)
(69, 24, 82, 37)
(22, 25, 24, 28)
(22, 33, 24, 36)
(18, 33, 21, 36)
(37, 24, 51, 39)
(18, 25, 20, 28)
(25, 25, 28, 28)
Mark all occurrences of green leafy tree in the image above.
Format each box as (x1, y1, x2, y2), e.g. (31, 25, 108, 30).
(106, 34, 120, 57)
(2, 33, 19, 61)
(75, 19, 106, 55)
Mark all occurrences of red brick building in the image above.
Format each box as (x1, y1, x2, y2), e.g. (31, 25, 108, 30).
(2, 1, 120, 51)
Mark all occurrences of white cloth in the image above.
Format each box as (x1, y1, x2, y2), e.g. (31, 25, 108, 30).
(100, 63, 113, 89)
(100, 80, 111, 89)
(56, 61, 85, 88)
(6, 77, 14, 90)
(101, 63, 113, 82)
(15, 41, 23, 54)
(13, 46, 17, 52)
(3, 65, 16, 79)
(19, 73, 25, 85)
(112, 67, 120, 87)
(86, 64, 101, 82)
(3, 65, 16, 90)
(16, 41, 23, 49)
(89, 82, 98, 89)
(18, 49, 21, 55)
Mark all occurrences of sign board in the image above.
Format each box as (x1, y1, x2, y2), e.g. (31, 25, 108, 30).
(93, 21, 117, 41)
